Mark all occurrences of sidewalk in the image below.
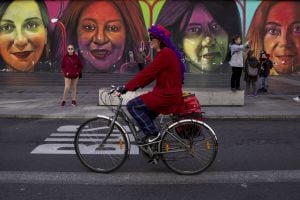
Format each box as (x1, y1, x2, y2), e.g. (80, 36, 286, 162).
(0, 72, 300, 119)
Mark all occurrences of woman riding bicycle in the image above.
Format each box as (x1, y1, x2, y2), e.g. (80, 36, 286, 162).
(115, 24, 185, 144)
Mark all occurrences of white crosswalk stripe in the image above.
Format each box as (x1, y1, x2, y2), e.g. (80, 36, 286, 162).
(31, 125, 138, 155)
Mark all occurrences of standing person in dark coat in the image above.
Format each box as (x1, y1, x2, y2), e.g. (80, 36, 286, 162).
(258, 50, 273, 93)
(244, 50, 259, 96)
(115, 24, 185, 144)
(61, 44, 83, 107)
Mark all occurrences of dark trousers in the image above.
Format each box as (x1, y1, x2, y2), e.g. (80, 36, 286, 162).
(231, 67, 243, 89)
(138, 63, 144, 71)
(127, 96, 159, 136)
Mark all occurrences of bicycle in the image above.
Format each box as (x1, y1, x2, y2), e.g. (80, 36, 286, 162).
(74, 86, 218, 175)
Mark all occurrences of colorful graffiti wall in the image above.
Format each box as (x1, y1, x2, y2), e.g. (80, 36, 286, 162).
(0, 0, 299, 75)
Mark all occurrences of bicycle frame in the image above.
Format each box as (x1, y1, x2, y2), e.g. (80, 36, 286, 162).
(99, 91, 217, 160)
(99, 95, 147, 156)
(98, 94, 181, 158)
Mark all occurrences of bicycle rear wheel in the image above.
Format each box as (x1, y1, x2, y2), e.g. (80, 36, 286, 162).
(160, 119, 218, 175)
(74, 116, 128, 173)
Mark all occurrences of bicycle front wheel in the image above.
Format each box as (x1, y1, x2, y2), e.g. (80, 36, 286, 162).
(160, 119, 218, 175)
(74, 116, 128, 173)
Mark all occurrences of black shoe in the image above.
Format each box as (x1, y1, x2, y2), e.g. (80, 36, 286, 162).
(257, 88, 264, 93)
(137, 133, 161, 145)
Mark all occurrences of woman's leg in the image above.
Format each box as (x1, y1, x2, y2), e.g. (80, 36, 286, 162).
(235, 68, 243, 89)
(71, 78, 79, 101)
(246, 81, 250, 94)
(265, 77, 268, 89)
(231, 67, 236, 89)
(261, 77, 266, 89)
(259, 76, 263, 89)
(63, 77, 72, 101)
(127, 96, 159, 136)
(252, 79, 256, 94)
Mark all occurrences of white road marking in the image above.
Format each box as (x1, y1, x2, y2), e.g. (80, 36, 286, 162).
(50, 133, 135, 141)
(31, 143, 139, 154)
(57, 125, 79, 132)
(31, 125, 138, 155)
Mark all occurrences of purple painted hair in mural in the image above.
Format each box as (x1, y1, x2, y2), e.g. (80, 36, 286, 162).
(148, 24, 186, 82)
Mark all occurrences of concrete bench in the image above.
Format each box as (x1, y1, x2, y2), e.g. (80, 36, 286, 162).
(98, 88, 244, 106)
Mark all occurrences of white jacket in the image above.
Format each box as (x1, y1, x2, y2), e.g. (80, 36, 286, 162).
(229, 44, 248, 68)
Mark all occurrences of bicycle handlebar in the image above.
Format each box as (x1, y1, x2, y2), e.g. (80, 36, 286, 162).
(108, 85, 117, 95)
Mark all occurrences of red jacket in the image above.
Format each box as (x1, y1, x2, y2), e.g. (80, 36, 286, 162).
(61, 54, 83, 79)
(126, 47, 183, 114)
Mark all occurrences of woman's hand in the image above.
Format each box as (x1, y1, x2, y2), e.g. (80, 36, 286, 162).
(113, 91, 121, 97)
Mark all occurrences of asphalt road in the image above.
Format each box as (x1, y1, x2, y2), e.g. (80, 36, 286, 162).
(0, 118, 299, 199)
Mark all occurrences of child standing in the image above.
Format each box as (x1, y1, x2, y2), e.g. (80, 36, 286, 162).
(258, 51, 273, 93)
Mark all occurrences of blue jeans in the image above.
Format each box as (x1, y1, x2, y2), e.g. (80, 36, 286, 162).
(127, 96, 159, 136)
(259, 76, 268, 89)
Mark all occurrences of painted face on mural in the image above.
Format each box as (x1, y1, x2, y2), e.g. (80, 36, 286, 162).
(264, 1, 300, 74)
(77, 1, 126, 71)
(0, 1, 47, 72)
(182, 4, 228, 72)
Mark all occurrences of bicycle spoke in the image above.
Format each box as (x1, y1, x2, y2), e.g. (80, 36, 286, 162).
(161, 120, 218, 175)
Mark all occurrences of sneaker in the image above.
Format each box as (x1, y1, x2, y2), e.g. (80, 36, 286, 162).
(61, 101, 66, 107)
(293, 96, 300, 102)
(231, 88, 236, 92)
(71, 100, 77, 106)
(148, 158, 158, 165)
(137, 133, 161, 145)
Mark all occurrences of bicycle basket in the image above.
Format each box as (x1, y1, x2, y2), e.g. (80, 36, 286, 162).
(172, 92, 203, 139)
(173, 92, 202, 120)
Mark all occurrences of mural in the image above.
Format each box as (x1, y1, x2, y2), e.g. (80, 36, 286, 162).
(0, 0, 50, 72)
(247, 1, 300, 75)
(51, 0, 148, 73)
(156, 0, 241, 74)
(0, 0, 299, 75)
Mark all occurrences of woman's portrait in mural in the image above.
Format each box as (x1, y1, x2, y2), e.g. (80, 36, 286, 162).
(247, 1, 300, 75)
(0, 0, 50, 72)
(52, 0, 148, 73)
(156, 0, 242, 73)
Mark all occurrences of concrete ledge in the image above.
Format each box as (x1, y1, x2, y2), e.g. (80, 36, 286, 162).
(99, 88, 244, 106)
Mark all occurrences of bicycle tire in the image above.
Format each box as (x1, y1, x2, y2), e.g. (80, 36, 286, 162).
(74, 116, 129, 173)
(160, 119, 218, 175)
